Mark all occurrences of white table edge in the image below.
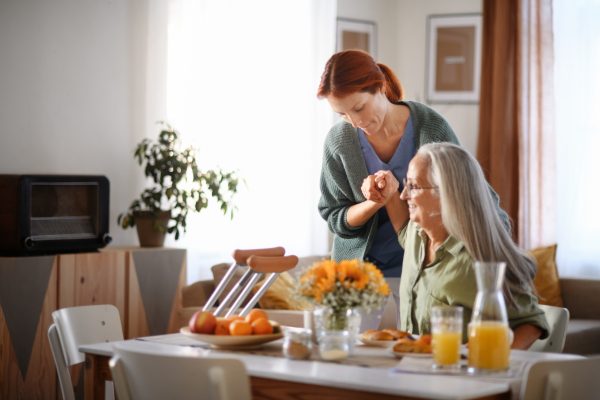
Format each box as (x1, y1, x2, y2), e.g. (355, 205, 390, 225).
(79, 340, 512, 400)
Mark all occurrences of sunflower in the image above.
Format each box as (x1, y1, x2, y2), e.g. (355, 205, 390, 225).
(296, 259, 390, 312)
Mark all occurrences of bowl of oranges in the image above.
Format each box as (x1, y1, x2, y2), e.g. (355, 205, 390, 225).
(180, 309, 283, 349)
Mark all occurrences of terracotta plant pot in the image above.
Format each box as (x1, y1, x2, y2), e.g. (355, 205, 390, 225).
(133, 210, 172, 247)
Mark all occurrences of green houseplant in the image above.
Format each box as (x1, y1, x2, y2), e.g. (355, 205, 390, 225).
(118, 122, 241, 246)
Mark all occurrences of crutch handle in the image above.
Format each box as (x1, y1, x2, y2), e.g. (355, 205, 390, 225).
(232, 247, 285, 264)
(247, 255, 298, 273)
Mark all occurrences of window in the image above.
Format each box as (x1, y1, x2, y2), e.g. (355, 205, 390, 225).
(554, 0, 600, 277)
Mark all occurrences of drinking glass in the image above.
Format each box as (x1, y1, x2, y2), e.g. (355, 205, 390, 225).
(318, 331, 350, 361)
(431, 306, 463, 370)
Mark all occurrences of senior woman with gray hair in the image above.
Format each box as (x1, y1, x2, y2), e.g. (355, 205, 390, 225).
(367, 142, 549, 349)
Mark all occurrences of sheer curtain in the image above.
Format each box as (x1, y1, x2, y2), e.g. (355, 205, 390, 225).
(163, 0, 337, 282)
(554, 0, 600, 277)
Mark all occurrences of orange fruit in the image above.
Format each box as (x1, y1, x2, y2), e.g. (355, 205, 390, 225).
(229, 320, 252, 336)
(245, 309, 269, 324)
(251, 318, 274, 335)
(214, 319, 232, 335)
(225, 315, 245, 322)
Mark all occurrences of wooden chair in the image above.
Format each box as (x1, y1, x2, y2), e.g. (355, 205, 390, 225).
(48, 304, 124, 400)
(109, 343, 252, 400)
(529, 305, 570, 353)
(521, 357, 600, 399)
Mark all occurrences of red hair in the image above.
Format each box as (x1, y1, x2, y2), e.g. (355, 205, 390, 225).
(317, 50, 404, 102)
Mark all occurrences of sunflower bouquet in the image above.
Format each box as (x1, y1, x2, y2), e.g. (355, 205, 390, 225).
(296, 259, 390, 331)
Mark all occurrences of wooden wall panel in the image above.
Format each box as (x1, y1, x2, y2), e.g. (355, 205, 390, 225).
(0, 257, 57, 400)
(57, 252, 127, 326)
(1, 247, 185, 399)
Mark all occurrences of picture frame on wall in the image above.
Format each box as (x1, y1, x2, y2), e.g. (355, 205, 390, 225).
(336, 18, 377, 58)
(426, 14, 482, 103)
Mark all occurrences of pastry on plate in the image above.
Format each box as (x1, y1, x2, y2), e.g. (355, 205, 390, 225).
(382, 329, 411, 340)
(363, 330, 394, 341)
(393, 338, 432, 353)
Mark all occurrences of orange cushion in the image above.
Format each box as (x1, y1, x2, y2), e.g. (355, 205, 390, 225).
(530, 244, 564, 307)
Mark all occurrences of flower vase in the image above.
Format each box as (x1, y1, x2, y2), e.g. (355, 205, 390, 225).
(313, 306, 361, 353)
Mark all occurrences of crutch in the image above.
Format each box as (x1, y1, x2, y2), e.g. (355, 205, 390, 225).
(202, 247, 297, 317)
(237, 254, 299, 317)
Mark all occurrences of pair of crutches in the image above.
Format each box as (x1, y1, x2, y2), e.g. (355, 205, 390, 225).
(202, 247, 298, 318)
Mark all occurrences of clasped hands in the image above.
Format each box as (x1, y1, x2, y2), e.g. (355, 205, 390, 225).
(361, 171, 400, 205)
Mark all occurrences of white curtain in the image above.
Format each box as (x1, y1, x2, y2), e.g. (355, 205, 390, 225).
(554, 0, 600, 277)
(162, 0, 337, 282)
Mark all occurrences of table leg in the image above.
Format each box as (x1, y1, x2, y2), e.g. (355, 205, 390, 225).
(84, 354, 112, 400)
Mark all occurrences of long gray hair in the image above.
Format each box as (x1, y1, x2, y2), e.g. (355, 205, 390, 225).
(417, 143, 537, 309)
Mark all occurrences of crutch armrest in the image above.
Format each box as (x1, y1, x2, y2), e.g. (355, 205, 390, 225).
(232, 247, 285, 264)
(247, 255, 298, 273)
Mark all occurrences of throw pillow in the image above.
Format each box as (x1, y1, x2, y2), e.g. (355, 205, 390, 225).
(252, 272, 313, 311)
(530, 244, 565, 307)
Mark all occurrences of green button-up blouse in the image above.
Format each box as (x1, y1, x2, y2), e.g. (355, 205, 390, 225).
(398, 221, 549, 343)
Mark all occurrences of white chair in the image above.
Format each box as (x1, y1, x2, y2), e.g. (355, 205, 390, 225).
(520, 357, 600, 399)
(529, 305, 570, 353)
(109, 343, 252, 400)
(48, 304, 124, 400)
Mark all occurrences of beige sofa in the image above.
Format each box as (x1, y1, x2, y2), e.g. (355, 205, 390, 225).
(178, 257, 600, 356)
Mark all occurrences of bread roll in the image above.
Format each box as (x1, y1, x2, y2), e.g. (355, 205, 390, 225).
(363, 330, 380, 338)
(363, 330, 394, 341)
(393, 338, 432, 353)
(382, 329, 411, 340)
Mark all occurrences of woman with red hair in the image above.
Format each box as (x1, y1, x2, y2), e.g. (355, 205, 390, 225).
(317, 50, 509, 329)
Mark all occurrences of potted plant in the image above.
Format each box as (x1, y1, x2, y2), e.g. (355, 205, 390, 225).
(118, 122, 242, 247)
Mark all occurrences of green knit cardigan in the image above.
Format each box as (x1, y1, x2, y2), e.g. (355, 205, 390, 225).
(318, 101, 510, 262)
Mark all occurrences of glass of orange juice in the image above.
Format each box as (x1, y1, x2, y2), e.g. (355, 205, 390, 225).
(431, 306, 463, 370)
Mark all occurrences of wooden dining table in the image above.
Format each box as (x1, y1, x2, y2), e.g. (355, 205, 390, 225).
(79, 333, 582, 400)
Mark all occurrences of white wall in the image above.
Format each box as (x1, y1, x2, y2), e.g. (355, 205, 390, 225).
(0, 0, 482, 264)
(337, 0, 483, 155)
(0, 0, 151, 247)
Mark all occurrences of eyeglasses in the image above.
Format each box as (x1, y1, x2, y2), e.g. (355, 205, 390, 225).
(402, 178, 438, 199)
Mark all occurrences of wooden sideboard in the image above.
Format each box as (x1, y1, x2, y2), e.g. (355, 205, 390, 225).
(0, 247, 186, 400)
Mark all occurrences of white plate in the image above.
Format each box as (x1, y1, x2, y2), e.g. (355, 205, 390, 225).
(180, 322, 283, 349)
(357, 334, 396, 347)
(390, 348, 433, 359)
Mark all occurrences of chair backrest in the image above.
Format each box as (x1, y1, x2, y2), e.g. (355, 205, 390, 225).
(52, 304, 124, 365)
(529, 305, 569, 353)
(521, 357, 600, 400)
(109, 343, 252, 400)
(48, 304, 124, 400)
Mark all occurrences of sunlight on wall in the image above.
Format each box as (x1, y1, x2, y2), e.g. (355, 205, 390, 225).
(163, 0, 336, 282)
(554, 0, 600, 277)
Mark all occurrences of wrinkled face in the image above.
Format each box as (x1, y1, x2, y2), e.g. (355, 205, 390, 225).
(400, 155, 441, 227)
(326, 88, 388, 135)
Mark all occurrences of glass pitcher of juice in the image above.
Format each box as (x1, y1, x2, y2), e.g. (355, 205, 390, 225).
(468, 262, 511, 372)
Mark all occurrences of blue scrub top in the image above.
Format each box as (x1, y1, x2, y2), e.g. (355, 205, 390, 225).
(358, 114, 416, 278)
